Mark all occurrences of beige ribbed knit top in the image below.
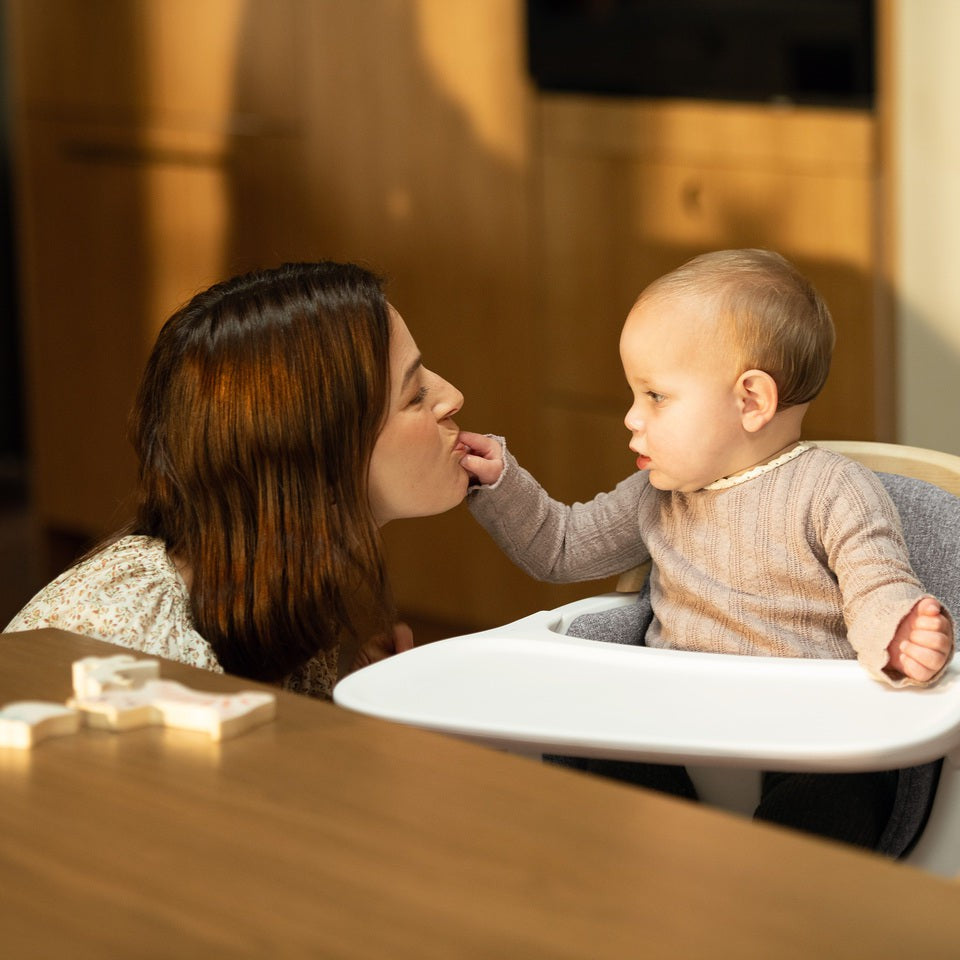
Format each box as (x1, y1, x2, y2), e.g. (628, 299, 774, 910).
(468, 444, 950, 686)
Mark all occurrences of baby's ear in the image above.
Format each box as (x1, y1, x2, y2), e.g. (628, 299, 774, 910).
(736, 369, 779, 432)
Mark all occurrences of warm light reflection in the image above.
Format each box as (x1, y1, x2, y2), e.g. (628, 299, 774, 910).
(143, 155, 231, 346)
(136, 2, 240, 349)
(413, 0, 528, 167)
(142, 0, 245, 127)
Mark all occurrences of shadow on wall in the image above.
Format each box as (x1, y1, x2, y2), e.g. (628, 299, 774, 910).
(224, 0, 550, 628)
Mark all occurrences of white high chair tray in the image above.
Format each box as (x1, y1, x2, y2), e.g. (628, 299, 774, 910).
(334, 616, 960, 772)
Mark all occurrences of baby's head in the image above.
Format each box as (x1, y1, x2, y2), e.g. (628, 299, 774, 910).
(621, 250, 835, 491)
(633, 249, 835, 409)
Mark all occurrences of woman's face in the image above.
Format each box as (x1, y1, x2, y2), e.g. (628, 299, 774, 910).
(368, 307, 469, 525)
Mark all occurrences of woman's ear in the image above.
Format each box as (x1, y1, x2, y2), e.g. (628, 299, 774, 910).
(736, 369, 779, 433)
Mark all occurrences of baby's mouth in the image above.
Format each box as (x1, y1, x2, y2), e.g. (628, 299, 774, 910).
(636, 454, 651, 470)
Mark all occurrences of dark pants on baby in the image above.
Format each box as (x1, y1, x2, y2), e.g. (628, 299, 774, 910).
(545, 756, 899, 851)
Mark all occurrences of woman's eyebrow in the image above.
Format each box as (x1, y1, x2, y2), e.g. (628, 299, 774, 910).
(401, 356, 423, 390)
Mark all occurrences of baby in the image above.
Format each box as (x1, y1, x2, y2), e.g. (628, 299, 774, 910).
(459, 249, 954, 848)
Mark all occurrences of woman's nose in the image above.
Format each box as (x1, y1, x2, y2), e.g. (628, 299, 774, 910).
(431, 371, 464, 420)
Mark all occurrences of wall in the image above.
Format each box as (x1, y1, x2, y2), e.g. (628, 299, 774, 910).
(895, 1, 960, 454)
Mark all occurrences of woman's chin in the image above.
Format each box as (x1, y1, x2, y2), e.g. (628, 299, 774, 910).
(449, 470, 471, 506)
(443, 469, 472, 510)
(397, 478, 472, 523)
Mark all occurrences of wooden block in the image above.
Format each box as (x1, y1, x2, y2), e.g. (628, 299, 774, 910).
(72, 654, 161, 698)
(70, 680, 277, 741)
(0, 701, 80, 749)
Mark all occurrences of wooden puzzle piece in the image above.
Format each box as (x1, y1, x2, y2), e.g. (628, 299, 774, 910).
(69, 679, 277, 741)
(0, 701, 80, 749)
(72, 654, 161, 698)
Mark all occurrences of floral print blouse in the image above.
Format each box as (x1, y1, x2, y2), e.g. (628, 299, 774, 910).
(5, 535, 338, 699)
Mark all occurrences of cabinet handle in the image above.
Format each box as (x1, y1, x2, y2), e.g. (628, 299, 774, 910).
(60, 140, 230, 168)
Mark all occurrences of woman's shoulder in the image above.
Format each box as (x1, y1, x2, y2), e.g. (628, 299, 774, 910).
(283, 647, 339, 701)
(5, 535, 222, 672)
(31, 535, 180, 602)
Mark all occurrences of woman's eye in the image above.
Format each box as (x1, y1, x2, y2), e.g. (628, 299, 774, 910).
(408, 386, 428, 406)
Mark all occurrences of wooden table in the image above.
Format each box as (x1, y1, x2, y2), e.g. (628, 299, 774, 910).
(2, 629, 959, 959)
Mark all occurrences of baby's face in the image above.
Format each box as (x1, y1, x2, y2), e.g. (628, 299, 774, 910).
(620, 293, 748, 492)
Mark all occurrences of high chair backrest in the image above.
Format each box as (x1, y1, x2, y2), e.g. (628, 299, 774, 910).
(615, 440, 960, 592)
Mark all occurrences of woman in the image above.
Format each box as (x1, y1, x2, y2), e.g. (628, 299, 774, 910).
(6, 261, 472, 699)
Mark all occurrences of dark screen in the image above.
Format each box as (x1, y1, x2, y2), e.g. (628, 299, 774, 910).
(527, 0, 875, 108)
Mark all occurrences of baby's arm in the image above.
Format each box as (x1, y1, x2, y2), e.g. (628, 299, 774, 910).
(464, 436, 652, 583)
(458, 431, 504, 486)
(820, 457, 953, 685)
(886, 597, 953, 683)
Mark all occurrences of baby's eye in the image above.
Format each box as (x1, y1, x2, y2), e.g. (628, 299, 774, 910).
(646, 391, 666, 404)
(408, 386, 428, 407)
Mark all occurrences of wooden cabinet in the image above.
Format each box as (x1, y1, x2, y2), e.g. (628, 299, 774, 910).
(7, 0, 302, 548)
(534, 96, 890, 503)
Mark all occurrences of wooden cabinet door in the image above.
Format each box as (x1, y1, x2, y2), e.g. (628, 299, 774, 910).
(6, 0, 298, 128)
(8, 0, 301, 541)
(15, 120, 234, 534)
(537, 97, 888, 503)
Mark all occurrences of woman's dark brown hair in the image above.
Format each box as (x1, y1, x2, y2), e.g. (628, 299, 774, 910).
(129, 261, 393, 682)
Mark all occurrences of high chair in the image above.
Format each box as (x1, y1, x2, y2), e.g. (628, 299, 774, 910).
(335, 441, 960, 876)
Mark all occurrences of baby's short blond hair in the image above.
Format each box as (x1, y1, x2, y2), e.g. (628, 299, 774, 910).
(637, 249, 835, 408)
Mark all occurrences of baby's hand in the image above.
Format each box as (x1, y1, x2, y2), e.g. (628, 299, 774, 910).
(886, 597, 953, 683)
(458, 431, 504, 487)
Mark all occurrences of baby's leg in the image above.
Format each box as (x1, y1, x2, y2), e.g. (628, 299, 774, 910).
(756, 770, 898, 849)
(544, 755, 698, 800)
